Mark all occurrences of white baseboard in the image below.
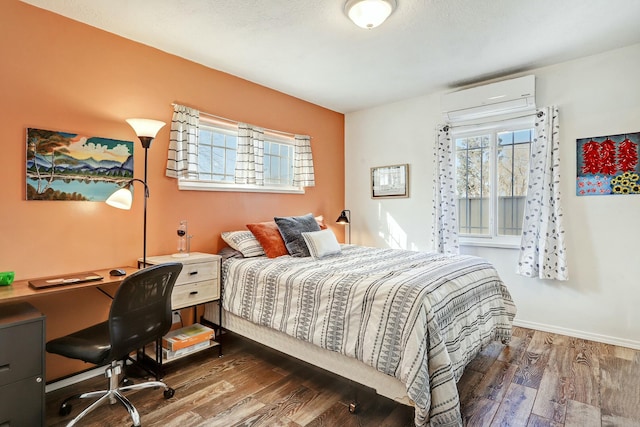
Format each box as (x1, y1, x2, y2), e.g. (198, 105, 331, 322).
(46, 365, 106, 393)
(513, 319, 640, 350)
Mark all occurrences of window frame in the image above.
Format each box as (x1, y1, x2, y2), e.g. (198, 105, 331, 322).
(452, 116, 534, 249)
(263, 133, 296, 187)
(196, 120, 238, 183)
(177, 119, 304, 194)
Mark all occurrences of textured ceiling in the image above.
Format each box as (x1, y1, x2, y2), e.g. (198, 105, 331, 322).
(19, 0, 640, 113)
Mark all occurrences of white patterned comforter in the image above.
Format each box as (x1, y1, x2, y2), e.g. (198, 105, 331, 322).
(222, 245, 516, 426)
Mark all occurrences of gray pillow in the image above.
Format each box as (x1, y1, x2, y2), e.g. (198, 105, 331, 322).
(274, 213, 321, 257)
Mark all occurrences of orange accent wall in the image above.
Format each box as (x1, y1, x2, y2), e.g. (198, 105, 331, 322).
(0, 1, 344, 381)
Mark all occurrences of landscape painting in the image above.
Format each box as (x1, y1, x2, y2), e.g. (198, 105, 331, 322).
(576, 131, 639, 196)
(26, 128, 134, 201)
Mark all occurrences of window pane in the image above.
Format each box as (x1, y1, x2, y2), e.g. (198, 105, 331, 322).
(498, 132, 513, 146)
(514, 129, 532, 144)
(496, 130, 531, 236)
(200, 129, 212, 144)
(213, 132, 225, 147)
(455, 150, 469, 197)
(513, 144, 530, 195)
(467, 135, 490, 149)
(280, 157, 290, 181)
(198, 145, 212, 174)
(197, 125, 239, 182)
(456, 137, 490, 236)
(259, 140, 295, 185)
(227, 135, 237, 150)
(226, 148, 236, 175)
(213, 146, 224, 174)
(270, 156, 279, 178)
(264, 156, 272, 179)
(498, 145, 514, 196)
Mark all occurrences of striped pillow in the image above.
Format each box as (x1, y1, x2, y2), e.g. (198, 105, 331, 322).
(301, 229, 341, 259)
(221, 231, 265, 258)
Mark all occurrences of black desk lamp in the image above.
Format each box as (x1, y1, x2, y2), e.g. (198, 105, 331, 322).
(106, 118, 166, 266)
(336, 209, 351, 244)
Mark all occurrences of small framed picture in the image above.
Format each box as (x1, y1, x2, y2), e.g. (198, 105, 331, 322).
(371, 164, 409, 198)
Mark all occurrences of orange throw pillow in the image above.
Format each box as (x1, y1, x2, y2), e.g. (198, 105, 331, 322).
(315, 215, 328, 230)
(247, 221, 288, 258)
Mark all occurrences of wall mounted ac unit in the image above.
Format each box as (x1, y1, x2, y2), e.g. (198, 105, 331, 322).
(441, 75, 536, 122)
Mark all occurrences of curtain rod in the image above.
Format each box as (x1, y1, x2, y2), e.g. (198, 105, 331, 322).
(171, 102, 301, 139)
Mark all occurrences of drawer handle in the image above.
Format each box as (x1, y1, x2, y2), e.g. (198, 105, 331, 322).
(189, 271, 199, 276)
(0, 363, 9, 373)
(189, 291, 198, 295)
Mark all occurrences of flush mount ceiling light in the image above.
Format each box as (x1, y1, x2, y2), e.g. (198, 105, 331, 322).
(345, 0, 397, 29)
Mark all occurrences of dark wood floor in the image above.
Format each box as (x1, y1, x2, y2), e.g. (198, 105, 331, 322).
(45, 326, 640, 426)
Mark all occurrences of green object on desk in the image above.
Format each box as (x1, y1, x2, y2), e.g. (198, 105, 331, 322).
(0, 271, 15, 285)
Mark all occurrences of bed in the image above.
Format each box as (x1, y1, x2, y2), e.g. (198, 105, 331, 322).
(205, 244, 516, 426)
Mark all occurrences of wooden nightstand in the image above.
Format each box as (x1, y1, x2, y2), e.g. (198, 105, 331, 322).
(139, 252, 222, 365)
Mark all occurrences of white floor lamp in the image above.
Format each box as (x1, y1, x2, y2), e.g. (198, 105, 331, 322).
(106, 118, 166, 267)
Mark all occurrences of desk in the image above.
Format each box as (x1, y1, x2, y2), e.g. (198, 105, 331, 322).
(1, 261, 221, 382)
(0, 266, 138, 303)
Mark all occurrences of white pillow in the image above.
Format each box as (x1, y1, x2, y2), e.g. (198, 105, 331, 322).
(301, 229, 341, 259)
(221, 231, 265, 257)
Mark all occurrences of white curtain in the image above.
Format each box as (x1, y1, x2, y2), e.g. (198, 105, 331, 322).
(433, 125, 460, 254)
(517, 106, 568, 280)
(235, 123, 264, 185)
(293, 135, 315, 187)
(166, 104, 199, 179)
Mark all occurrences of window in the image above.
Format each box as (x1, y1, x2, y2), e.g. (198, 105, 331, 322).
(179, 119, 301, 193)
(263, 139, 294, 186)
(453, 117, 534, 246)
(197, 124, 237, 182)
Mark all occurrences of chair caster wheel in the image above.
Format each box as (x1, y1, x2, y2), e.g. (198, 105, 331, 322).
(348, 401, 359, 414)
(59, 402, 72, 416)
(164, 387, 175, 399)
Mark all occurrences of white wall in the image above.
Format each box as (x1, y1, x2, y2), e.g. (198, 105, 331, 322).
(345, 43, 640, 349)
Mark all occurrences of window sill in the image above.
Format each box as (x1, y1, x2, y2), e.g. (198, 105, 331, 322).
(459, 238, 520, 250)
(178, 180, 305, 194)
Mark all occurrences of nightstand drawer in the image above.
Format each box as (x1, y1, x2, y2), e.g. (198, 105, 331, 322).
(175, 261, 217, 285)
(171, 279, 219, 310)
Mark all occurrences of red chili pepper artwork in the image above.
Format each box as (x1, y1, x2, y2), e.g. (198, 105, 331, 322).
(618, 138, 638, 172)
(577, 132, 640, 196)
(581, 140, 601, 174)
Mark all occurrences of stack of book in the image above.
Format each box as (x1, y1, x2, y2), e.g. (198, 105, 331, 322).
(162, 323, 215, 361)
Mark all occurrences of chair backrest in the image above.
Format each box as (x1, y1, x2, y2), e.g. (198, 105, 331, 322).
(108, 262, 183, 360)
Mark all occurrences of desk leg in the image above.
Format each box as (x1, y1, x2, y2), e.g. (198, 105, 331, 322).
(130, 341, 164, 381)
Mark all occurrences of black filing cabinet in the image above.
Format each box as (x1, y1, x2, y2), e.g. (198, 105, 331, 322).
(0, 301, 45, 427)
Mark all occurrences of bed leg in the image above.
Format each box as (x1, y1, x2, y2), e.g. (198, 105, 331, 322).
(347, 381, 360, 414)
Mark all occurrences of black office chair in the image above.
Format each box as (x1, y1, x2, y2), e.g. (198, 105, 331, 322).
(46, 262, 183, 427)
